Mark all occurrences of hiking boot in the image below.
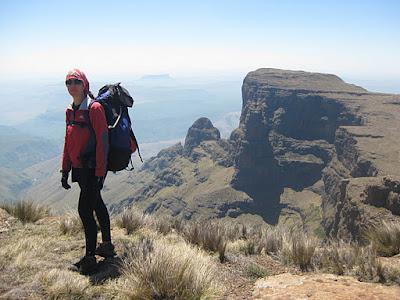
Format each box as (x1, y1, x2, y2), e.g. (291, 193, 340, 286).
(95, 241, 117, 258)
(68, 255, 97, 275)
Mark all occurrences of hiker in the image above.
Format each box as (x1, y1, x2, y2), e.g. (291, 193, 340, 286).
(60, 68, 116, 275)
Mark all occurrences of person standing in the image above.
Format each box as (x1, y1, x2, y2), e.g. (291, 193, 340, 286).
(61, 68, 116, 275)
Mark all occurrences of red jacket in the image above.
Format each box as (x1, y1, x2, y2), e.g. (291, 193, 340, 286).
(61, 97, 109, 177)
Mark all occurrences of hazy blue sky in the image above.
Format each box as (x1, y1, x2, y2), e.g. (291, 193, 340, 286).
(1, 0, 399, 81)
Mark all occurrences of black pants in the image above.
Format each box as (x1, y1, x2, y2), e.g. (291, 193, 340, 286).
(72, 167, 111, 256)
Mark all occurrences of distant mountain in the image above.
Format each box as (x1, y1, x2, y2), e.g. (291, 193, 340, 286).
(0, 167, 32, 202)
(0, 125, 60, 202)
(0, 125, 60, 171)
(139, 74, 173, 80)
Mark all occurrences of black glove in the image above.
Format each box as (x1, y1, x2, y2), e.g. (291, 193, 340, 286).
(61, 171, 71, 190)
(96, 176, 104, 190)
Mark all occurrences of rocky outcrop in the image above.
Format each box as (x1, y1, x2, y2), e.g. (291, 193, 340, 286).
(231, 68, 400, 239)
(109, 117, 251, 222)
(183, 117, 221, 157)
(365, 176, 400, 215)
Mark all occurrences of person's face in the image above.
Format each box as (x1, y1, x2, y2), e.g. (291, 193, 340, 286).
(66, 78, 85, 98)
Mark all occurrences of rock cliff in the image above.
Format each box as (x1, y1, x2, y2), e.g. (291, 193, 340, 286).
(231, 68, 400, 239)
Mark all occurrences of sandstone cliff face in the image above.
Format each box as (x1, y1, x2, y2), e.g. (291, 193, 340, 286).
(231, 68, 400, 239)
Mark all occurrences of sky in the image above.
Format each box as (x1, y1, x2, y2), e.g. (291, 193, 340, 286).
(1, 0, 399, 82)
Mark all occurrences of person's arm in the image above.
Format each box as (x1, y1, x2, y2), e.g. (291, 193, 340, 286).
(89, 102, 109, 177)
(61, 110, 72, 172)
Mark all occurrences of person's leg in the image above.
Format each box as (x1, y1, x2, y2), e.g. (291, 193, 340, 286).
(94, 194, 111, 242)
(93, 172, 112, 243)
(77, 169, 98, 256)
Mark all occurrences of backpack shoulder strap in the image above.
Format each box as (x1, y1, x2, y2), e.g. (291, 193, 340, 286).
(130, 129, 143, 162)
(82, 107, 96, 137)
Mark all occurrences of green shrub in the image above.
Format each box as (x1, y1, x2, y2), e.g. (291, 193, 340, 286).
(246, 263, 268, 279)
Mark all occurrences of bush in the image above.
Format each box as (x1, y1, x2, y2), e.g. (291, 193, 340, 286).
(119, 236, 220, 299)
(246, 263, 268, 279)
(0, 200, 50, 224)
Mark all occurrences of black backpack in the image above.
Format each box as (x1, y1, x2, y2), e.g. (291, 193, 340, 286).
(88, 83, 142, 172)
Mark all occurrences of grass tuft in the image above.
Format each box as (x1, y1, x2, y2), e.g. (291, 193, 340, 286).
(0, 200, 50, 224)
(59, 211, 83, 235)
(119, 236, 220, 299)
(115, 208, 152, 235)
(365, 221, 400, 257)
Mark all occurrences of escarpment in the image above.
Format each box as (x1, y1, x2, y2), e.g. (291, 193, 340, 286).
(230, 68, 400, 239)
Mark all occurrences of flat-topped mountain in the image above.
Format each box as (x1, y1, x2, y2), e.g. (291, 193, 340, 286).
(244, 68, 367, 93)
(232, 68, 400, 239)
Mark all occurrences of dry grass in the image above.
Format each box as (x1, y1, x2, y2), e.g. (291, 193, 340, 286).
(376, 263, 400, 285)
(366, 221, 400, 257)
(354, 245, 381, 282)
(0, 225, 80, 274)
(154, 215, 185, 235)
(314, 240, 357, 275)
(115, 208, 153, 235)
(262, 227, 288, 255)
(59, 211, 83, 235)
(182, 220, 228, 262)
(240, 235, 264, 256)
(312, 240, 400, 284)
(290, 233, 318, 271)
(2, 205, 399, 299)
(0, 200, 51, 224)
(119, 235, 221, 299)
(35, 268, 92, 299)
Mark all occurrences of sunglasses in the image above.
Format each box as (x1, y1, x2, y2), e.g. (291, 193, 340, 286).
(65, 79, 83, 86)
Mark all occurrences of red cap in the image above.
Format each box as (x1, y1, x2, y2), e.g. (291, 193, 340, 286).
(66, 68, 90, 96)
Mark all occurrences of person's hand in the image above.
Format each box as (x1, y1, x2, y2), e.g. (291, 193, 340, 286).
(96, 176, 104, 190)
(61, 171, 71, 190)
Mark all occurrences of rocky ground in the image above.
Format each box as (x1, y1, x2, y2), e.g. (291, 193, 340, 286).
(253, 273, 400, 300)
